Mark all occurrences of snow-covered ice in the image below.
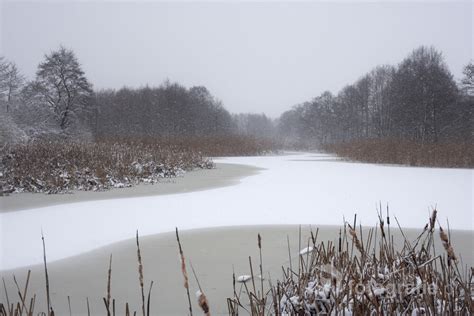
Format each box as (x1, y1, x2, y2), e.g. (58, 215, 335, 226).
(0, 152, 472, 270)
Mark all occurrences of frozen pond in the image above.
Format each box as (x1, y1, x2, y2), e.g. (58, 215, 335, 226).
(0, 152, 472, 270)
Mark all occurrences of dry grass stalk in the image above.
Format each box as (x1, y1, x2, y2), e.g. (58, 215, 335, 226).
(12, 270, 30, 315)
(86, 297, 90, 316)
(439, 226, 457, 263)
(67, 296, 71, 316)
(347, 223, 364, 255)
(103, 254, 113, 316)
(190, 263, 211, 316)
(146, 281, 153, 316)
(135, 231, 146, 316)
(41, 231, 53, 316)
(175, 227, 193, 316)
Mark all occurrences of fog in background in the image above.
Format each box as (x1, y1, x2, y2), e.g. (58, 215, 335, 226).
(1, 1, 472, 117)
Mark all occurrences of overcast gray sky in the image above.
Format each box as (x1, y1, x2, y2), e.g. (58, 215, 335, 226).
(1, 1, 472, 117)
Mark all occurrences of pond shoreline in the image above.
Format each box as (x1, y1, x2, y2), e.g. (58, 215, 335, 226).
(0, 162, 262, 213)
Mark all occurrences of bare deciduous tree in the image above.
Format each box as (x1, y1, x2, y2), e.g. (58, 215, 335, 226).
(35, 46, 92, 131)
(461, 61, 474, 96)
(0, 58, 25, 112)
(277, 46, 469, 146)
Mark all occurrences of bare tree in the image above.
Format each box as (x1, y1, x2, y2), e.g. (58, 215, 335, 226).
(0, 57, 10, 107)
(5, 63, 24, 104)
(460, 61, 474, 96)
(277, 46, 466, 146)
(35, 46, 92, 131)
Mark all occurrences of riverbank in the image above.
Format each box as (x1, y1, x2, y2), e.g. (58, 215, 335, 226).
(0, 163, 262, 213)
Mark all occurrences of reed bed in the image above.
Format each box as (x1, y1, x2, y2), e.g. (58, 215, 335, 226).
(0, 136, 276, 195)
(1, 210, 472, 315)
(323, 139, 474, 169)
(228, 210, 474, 315)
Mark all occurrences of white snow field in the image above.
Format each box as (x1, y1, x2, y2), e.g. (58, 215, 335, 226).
(0, 152, 472, 270)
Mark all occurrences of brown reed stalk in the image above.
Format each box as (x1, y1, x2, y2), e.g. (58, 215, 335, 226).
(248, 256, 258, 312)
(190, 263, 210, 316)
(347, 224, 364, 255)
(257, 233, 265, 308)
(135, 231, 146, 316)
(2, 278, 12, 316)
(67, 296, 71, 316)
(28, 294, 36, 316)
(286, 235, 293, 282)
(439, 225, 457, 263)
(146, 281, 153, 316)
(104, 254, 112, 316)
(12, 270, 30, 315)
(175, 227, 193, 316)
(125, 303, 130, 316)
(86, 297, 90, 316)
(41, 231, 52, 316)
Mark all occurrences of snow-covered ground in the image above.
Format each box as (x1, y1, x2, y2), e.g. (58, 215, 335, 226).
(0, 152, 472, 270)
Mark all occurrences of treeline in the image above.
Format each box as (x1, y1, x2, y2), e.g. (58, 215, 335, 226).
(0, 46, 277, 145)
(92, 84, 234, 138)
(93, 86, 276, 140)
(278, 46, 473, 147)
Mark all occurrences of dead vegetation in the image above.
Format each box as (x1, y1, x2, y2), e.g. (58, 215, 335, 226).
(1, 210, 472, 315)
(228, 210, 474, 315)
(323, 139, 474, 168)
(0, 136, 276, 195)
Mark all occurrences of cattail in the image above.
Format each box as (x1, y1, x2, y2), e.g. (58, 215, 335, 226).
(439, 226, 457, 262)
(429, 209, 437, 231)
(180, 252, 189, 290)
(196, 291, 210, 316)
(106, 254, 112, 315)
(347, 224, 364, 254)
(136, 231, 146, 316)
(338, 228, 342, 253)
(176, 228, 193, 316)
(379, 218, 385, 239)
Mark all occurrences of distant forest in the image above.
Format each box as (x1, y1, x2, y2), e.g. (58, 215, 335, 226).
(0, 47, 274, 144)
(0, 45, 472, 148)
(279, 46, 473, 147)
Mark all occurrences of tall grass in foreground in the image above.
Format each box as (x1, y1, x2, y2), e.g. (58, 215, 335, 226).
(228, 210, 473, 315)
(1, 210, 472, 315)
(323, 139, 474, 168)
